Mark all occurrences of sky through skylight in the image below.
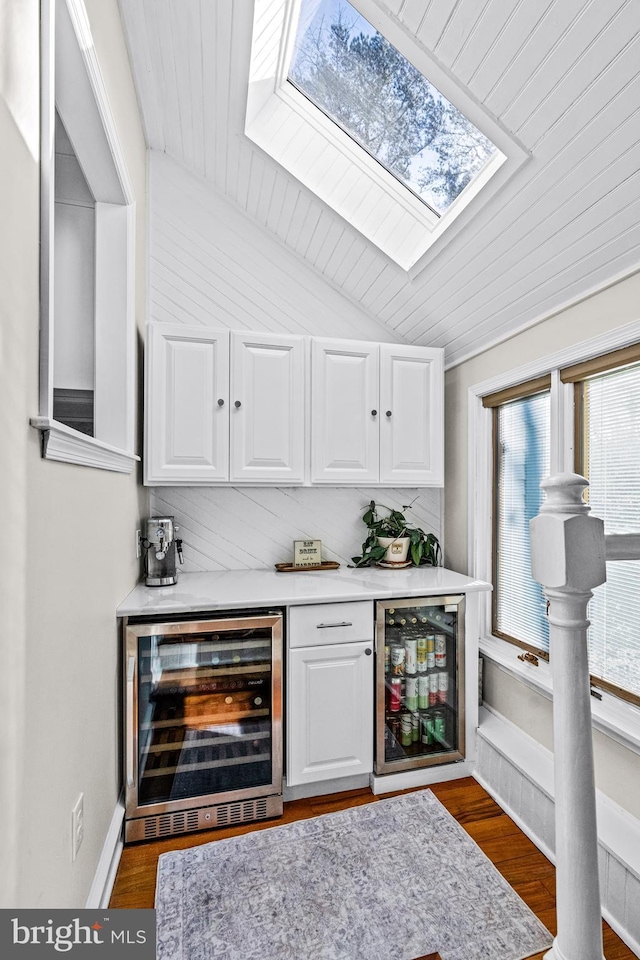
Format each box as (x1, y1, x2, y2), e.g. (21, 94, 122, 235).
(288, 0, 497, 214)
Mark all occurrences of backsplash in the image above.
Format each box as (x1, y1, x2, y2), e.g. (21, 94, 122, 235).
(150, 486, 442, 571)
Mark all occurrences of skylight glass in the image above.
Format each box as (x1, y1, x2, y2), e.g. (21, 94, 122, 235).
(288, 0, 498, 214)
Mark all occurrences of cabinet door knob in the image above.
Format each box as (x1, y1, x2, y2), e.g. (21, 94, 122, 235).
(217, 398, 225, 406)
(234, 400, 242, 408)
(365, 648, 372, 656)
(371, 409, 377, 417)
(385, 410, 392, 417)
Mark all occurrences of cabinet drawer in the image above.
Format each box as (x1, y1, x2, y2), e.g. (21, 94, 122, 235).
(289, 601, 373, 647)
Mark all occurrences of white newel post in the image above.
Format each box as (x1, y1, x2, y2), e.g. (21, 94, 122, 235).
(530, 473, 606, 960)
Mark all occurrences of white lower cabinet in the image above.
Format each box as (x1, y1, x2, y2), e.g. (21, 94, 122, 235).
(288, 641, 374, 786)
(287, 601, 374, 787)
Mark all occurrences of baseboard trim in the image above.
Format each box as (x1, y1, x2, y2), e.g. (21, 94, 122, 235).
(284, 773, 371, 801)
(475, 706, 640, 957)
(370, 759, 475, 795)
(85, 797, 125, 909)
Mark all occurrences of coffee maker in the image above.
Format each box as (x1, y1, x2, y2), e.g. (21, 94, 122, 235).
(144, 517, 183, 586)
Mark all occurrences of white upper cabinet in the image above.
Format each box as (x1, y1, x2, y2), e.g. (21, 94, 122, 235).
(379, 344, 444, 486)
(311, 339, 444, 486)
(230, 332, 306, 483)
(145, 324, 305, 485)
(146, 325, 444, 487)
(146, 323, 229, 484)
(311, 339, 379, 483)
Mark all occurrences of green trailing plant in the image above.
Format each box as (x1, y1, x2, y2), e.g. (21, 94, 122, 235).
(351, 500, 442, 568)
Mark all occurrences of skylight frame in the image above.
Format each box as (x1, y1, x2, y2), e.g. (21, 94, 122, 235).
(245, 0, 528, 274)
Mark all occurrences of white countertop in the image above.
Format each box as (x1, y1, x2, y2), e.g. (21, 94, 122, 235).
(117, 566, 491, 617)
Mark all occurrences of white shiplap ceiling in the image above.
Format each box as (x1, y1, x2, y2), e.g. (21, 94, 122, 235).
(118, 0, 640, 366)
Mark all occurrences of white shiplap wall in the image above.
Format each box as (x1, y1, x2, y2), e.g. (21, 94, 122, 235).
(148, 152, 442, 570)
(119, 0, 640, 367)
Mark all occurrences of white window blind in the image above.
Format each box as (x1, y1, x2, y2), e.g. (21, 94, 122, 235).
(582, 364, 640, 701)
(494, 392, 551, 654)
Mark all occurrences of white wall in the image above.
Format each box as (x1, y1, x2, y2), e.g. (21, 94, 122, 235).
(0, 0, 148, 908)
(444, 271, 640, 818)
(148, 152, 442, 569)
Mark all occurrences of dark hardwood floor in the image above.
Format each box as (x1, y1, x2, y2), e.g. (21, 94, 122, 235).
(110, 777, 635, 960)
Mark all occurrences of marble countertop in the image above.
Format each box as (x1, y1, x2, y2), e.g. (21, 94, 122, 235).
(117, 566, 491, 617)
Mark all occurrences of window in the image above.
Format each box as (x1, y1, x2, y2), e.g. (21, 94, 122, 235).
(288, 0, 497, 215)
(53, 111, 96, 435)
(478, 342, 640, 707)
(564, 347, 640, 704)
(245, 0, 521, 270)
(484, 379, 551, 658)
(32, 0, 138, 473)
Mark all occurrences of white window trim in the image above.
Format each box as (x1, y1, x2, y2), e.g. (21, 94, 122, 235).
(33, 0, 139, 474)
(469, 317, 640, 756)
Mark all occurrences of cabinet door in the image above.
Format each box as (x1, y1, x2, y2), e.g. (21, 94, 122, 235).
(230, 332, 306, 482)
(145, 323, 229, 484)
(288, 641, 374, 786)
(379, 344, 444, 486)
(311, 338, 379, 483)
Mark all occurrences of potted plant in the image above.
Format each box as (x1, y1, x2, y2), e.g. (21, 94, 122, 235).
(351, 500, 442, 568)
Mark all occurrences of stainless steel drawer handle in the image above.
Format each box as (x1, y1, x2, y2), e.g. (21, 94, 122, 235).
(316, 621, 353, 628)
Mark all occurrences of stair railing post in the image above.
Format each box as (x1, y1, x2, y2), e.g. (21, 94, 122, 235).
(530, 472, 606, 960)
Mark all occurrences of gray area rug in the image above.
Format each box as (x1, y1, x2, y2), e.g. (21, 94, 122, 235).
(155, 790, 553, 960)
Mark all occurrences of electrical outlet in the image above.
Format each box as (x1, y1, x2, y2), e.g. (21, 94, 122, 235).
(136, 529, 142, 559)
(71, 793, 84, 861)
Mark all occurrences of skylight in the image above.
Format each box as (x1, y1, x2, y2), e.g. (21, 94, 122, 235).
(288, 0, 497, 215)
(245, 0, 521, 271)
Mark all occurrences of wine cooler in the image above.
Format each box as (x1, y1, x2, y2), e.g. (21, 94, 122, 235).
(123, 611, 283, 842)
(375, 595, 465, 775)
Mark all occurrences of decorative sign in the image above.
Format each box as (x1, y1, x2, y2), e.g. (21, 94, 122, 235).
(293, 539, 323, 567)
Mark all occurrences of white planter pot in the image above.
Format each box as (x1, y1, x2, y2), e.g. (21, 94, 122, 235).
(377, 536, 410, 563)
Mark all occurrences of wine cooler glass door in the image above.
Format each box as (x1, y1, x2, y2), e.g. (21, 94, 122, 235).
(375, 596, 465, 775)
(126, 614, 282, 819)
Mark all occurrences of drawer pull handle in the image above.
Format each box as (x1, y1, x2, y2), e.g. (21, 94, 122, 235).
(365, 648, 372, 655)
(316, 621, 353, 629)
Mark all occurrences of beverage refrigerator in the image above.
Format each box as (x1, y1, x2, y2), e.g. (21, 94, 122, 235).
(122, 610, 283, 842)
(375, 595, 465, 775)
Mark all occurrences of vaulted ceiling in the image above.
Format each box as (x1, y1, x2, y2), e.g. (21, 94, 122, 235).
(118, 0, 640, 366)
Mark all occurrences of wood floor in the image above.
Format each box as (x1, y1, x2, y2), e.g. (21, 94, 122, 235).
(110, 777, 635, 959)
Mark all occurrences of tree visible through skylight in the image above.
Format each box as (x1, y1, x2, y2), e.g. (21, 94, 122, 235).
(288, 0, 497, 214)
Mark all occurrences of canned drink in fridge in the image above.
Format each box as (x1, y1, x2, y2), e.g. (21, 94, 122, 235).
(388, 676, 402, 712)
(405, 639, 417, 674)
(391, 645, 406, 675)
(437, 671, 449, 703)
(429, 672, 438, 706)
(388, 715, 400, 742)
(426, 635, 435, 670)
(435, 634, 447, 669)
(417, 674, 430, 709)
(411, 711, 420, 742)
(405, 674, 418, 711)
(400, 711, 412, 746)
(421, 714, 434, 746)
(384, 644, 390, 672)
(416, 636, 427, 673)
(433, 710, 445, 743)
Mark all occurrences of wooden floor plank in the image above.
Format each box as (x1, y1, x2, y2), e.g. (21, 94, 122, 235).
(109, 778, 636, 958)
